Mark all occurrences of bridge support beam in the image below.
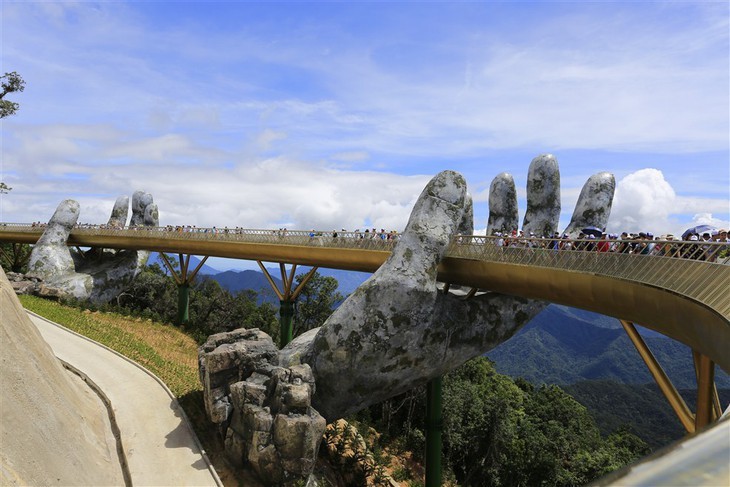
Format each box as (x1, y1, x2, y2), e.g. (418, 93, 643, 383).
(692, 351, 720, 429)
(160, 253, 209, 326)
(425, 376, 443, 487)
(258, 261, 318, 348)
(619, 320, 697, 433)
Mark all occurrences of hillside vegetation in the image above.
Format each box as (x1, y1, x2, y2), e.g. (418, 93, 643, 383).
(487, 304, 730, 389)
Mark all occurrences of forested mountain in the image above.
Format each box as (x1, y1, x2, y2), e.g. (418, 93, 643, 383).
(564, 381, 730, 449)
(204, 270, 281, 304)
(486, 305, 730, 388)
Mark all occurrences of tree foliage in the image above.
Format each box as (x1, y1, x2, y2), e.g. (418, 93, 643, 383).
(1, 71, 25, 119)
(293, 271, 343, 337)
(0, 243, 33, 273)
(355, 356, 649, 486)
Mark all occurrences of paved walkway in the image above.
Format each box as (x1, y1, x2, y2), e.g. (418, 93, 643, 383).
(29, 312, 222, 487)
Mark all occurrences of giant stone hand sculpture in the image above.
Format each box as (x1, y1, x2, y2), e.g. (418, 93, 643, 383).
(27, 191, 158, 303)
(199, 154, 615, 484)
(281, 154, 615, 419)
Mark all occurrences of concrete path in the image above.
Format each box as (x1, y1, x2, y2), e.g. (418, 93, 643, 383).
(28, 312, 222, 487)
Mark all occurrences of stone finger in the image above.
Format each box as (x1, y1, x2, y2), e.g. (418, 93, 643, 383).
(129, 191, 154, 227)
(144, 203, 159, 227)
(487, 172, 518, 235)
(107, 196, 129, 228)
(522, 154, 561, 237)
(27, 199, 79, 279)
(379, 170, 468, 286)
(562, 172, 615, 237)
(296, 170, 469, 420)
(457, 192, 474, 236)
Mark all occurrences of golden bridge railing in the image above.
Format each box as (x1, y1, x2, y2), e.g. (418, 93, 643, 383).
(1, 224, 728, 318)
(449, 236, 730, 320)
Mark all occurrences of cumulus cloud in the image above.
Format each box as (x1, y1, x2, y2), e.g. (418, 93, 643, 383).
(608, 169, 729, 236)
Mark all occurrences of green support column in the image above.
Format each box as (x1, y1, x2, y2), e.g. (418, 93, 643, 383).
(425, 376, 443, 487)
(177, 283, 190, 326)
(279, 300, 294, 348)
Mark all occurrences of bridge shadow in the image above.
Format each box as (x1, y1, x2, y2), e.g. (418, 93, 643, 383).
(164, 393, 216, 472)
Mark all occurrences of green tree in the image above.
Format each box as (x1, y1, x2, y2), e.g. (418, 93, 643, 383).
(293, 271, 343, 337)
(0, 243, 33, 273)
(114, 263, 278, 343)
(1, 71, 25, 119)
(0, 182, 11, 194)
(355, 356, 650, 486)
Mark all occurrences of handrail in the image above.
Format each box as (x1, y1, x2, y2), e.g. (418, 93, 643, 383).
(2, 223, 728, 371)
(2, 223, 728, 263)
(3, 222, 727, 316)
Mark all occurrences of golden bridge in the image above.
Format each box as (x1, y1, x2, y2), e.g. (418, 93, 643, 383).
(1, 223, 729, 483)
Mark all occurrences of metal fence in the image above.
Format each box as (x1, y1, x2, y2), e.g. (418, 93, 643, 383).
(2, 223, 728, 316)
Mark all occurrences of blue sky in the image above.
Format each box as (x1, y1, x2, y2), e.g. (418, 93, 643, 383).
(1, 1, 729, 269)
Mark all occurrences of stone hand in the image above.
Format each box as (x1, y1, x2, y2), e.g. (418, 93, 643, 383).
(27, 191, 159, 303)
(281, 154, 615, 421)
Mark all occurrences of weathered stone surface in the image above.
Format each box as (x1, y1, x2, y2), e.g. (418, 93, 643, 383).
(283, 383, 311, 410)
(130, 191, 154, 227)
(27, 199, 79, 279)
(243, 404, 274, 435)
(458, 191, 474, 235)
(199, 329, 324, 485)
(225, 428, 246, 467)
(563, 172, 616, 237)
(487, 172, 518, 234)
(107, 195, 129, 228)
(522, 154, 561, 237)
(231, 380, 268, 409)
(199, 329, 278, 425)
(255, 445, 284, 484)
(273, 412, 326, 465)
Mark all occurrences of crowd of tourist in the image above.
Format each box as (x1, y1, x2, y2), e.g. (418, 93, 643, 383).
(22, 221, 729, 262)
(485, 228, 729, 261)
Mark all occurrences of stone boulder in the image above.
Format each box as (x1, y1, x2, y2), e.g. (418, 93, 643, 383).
(199, 329, 326, 485)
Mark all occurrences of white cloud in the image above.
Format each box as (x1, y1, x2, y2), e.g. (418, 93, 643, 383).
(608, 169, 729, 236)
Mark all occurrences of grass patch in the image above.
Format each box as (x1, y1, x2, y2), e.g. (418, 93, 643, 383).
(20, 295, 200, 396)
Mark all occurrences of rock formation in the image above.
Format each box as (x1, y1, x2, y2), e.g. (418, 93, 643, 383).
(199, 329, 326, 485)
(522, 154, 561, 237)
(27, 192, 158, 303)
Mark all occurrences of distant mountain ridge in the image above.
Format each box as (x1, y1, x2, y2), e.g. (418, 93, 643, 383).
(147, 252, 221, 276)
(486, 304, 729, 389)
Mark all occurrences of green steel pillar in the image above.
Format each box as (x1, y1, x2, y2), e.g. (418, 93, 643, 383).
(177, 283, 190, 326)
(425, 376, 443, 487)
(279, 300, 294, 348)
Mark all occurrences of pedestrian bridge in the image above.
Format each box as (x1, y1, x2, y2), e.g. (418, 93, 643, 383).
(2, 224, 728, 370)
(2, 224, 729, 431)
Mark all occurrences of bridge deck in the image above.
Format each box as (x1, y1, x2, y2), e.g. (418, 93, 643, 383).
(2, 225, 728, 372)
